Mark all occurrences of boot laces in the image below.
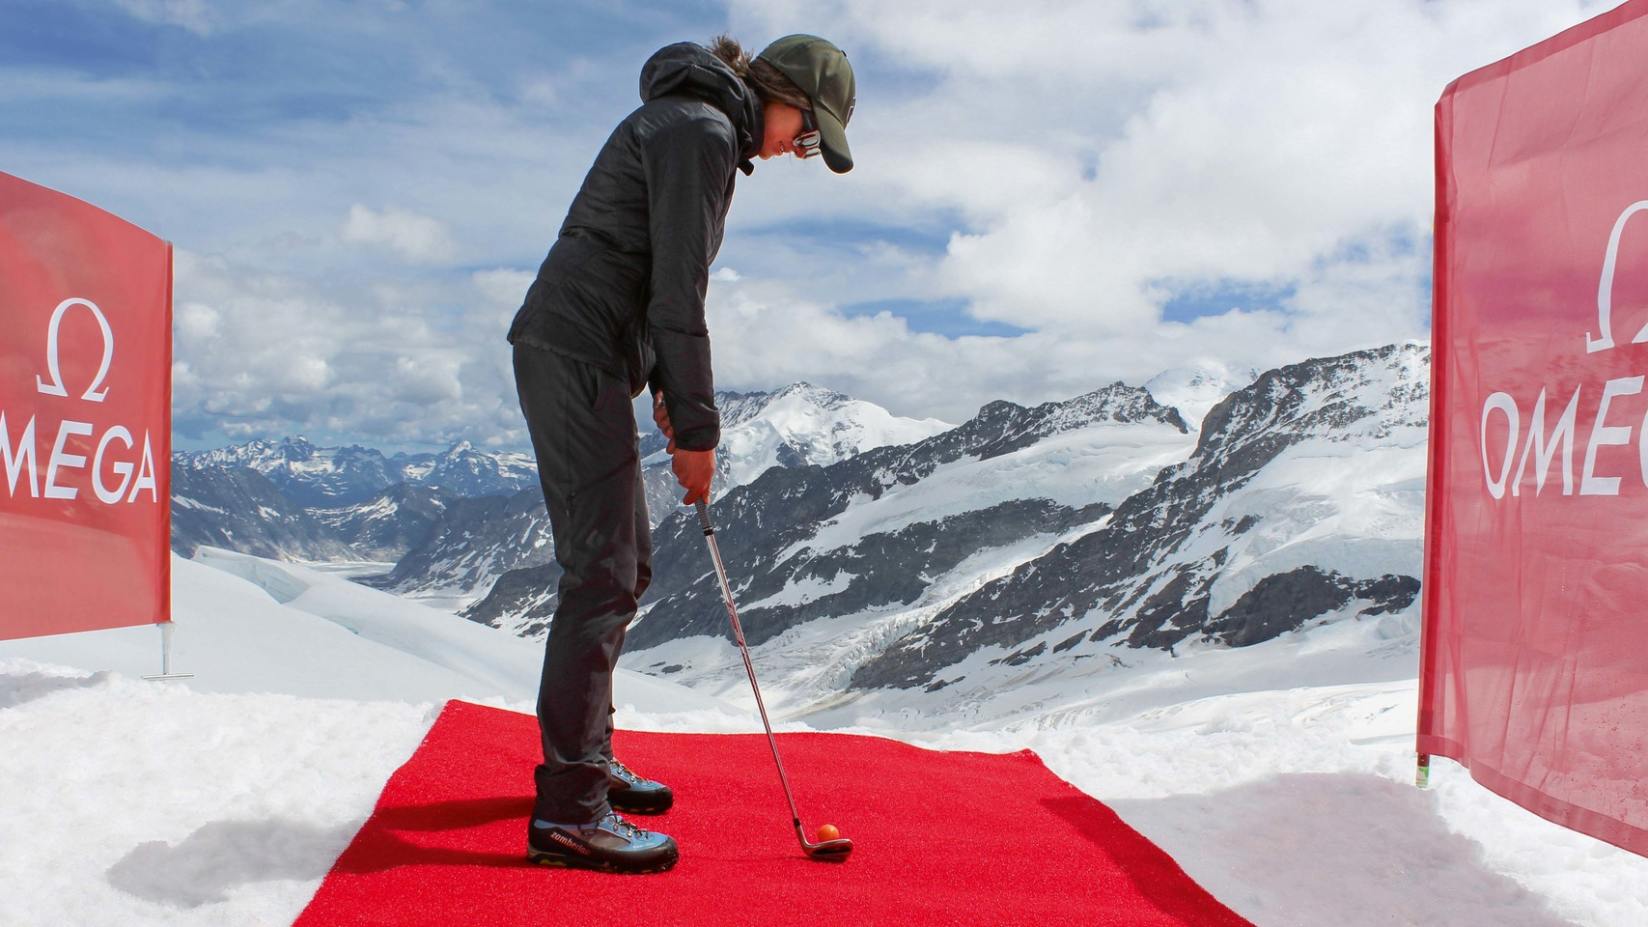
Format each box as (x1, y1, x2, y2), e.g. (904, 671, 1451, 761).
(609, 758, 642, 785)
(599, 811, 645, 841)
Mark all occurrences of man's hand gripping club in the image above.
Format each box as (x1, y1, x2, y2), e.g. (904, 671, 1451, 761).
(653, 392, 714, 506)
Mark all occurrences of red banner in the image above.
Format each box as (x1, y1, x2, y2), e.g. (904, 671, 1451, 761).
(1421, 1, 1648, 857)
(0, 172, 172, 640)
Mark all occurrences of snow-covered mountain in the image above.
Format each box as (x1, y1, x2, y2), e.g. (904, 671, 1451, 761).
(177, 348, 1425, 694)
(848, 342, 1428, 693)
(172, 383, 944, 610)
(658, 381, 952, 483)
(639, 381, 953, 524)
(510, 343, 1431, 731)
(398, 440, 540, 498)
(171, 463, 329, 560)
(353, 489, 554, 607)
(368, 382, 952, 609)
(171, 436, 539, 564)
(304, 483, 457, 562)
(465, 380, 1194, 640)
(1144, 361, 1261, 430)
(176, 437, 401, 506)
(171, 465, 456, 562)
(175, 436, 538, 506)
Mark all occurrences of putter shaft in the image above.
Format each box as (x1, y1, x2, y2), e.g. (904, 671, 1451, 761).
(696, 501, 852, 860)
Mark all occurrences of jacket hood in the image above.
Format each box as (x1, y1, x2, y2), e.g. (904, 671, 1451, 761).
(640, 42, 762, 173)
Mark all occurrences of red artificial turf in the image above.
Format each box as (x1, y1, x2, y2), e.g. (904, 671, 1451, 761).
(293, 700, 1251, 926)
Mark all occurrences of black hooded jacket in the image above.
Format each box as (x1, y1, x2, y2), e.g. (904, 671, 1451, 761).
(506, 42, 762, 452)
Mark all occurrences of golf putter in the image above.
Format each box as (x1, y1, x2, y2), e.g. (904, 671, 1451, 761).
(695, 500, 854, 861)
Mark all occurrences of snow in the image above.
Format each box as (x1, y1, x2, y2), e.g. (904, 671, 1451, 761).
(715, 384, 951, 490)
(1145, 361, 1261, 429)
(0, 552, 757, 926)
(636, 529, 1091, 703)
(643, 382, 953, 490)
(627, 604, 1648, 927)
(172, 495, 228, 515)
(782, 419, 1192, 560)
(0, 669, 434, 926)
(2, 549, 1644, 926)
(741, 569, 856, 611)
(1203, 437, 1429, 615)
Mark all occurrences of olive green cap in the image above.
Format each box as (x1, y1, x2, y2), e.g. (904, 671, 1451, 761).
(756, 34, 856, 173)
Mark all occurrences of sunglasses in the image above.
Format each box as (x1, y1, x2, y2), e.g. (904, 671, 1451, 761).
(792, 109, 822, 159)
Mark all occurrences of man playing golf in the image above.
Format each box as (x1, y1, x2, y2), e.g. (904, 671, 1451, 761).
(505, 33, 855, 874)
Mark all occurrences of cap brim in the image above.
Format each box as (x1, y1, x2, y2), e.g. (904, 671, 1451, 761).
(813, 105, 853, 174)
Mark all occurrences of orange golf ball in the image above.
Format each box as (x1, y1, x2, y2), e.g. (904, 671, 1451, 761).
(816, 823, 840, 841)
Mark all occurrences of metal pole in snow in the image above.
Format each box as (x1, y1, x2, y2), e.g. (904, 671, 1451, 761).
(142, 622, 194, 681)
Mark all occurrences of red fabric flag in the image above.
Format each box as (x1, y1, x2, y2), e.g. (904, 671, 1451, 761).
(0, 172, 172, 639)
(1420, 0, 1648, 857)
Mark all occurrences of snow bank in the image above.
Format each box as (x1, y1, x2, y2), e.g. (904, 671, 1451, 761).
(0, 553, 755, 925)
(636, 607, 1648, 927)
(2, 551, 1645, 926)
(0, 664, 434, 926)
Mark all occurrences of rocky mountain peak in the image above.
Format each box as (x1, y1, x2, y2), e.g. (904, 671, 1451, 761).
(839, 342, 1430, 692)
(280, 435, 317, 457)
(770, 381, 851, 408)
(1145, 362, 1262, 428)
(1192, 342, 1429, 466)
(945, 383, 1188, 465)
(1059, 382, 1190, 431)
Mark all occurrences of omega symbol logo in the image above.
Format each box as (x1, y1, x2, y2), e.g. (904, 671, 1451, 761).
(1586, 200, 1648, 354)
(1479, 198, 1648, 501)
(2, 295, 159, 505)
(36, 297, 115, 402)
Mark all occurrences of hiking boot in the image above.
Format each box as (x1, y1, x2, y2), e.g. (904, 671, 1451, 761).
(608, 757, 674, 814)
(527, 811, 678, 874)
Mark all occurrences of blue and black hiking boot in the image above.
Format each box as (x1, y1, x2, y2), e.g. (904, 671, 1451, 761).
(527, 811, 678, 874)
(608, 757, 674, 814)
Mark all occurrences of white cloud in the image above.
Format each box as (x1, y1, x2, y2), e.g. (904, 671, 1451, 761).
(391, 354, 462, 403)
(0, 69, 171, 103)
(113, 0, 217, 36)
(341, 204, 458, 263)
(700, 263, 1421, 426)
(15, 0, 1621, 449)
(693, 0, 1611, 411)
(175, 302, 219, 340)
(169, 250, 525, 448)
(470, 268, 532, 310)
(516, 57, 597, 107)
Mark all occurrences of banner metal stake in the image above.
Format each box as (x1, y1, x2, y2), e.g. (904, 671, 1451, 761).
(142, 622, 194, 681)
(1415, 753, 1431, 790)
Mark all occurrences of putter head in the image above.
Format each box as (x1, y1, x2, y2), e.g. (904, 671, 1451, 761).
(804, 837, 853, 861)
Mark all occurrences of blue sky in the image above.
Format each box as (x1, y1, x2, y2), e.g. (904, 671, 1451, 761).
(0, 0, 1611, 453)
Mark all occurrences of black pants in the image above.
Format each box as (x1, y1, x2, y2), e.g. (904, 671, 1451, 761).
(512, 340, 652, 824)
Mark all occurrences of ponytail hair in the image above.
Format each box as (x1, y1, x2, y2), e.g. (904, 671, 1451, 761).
(708, 33, 812, 111)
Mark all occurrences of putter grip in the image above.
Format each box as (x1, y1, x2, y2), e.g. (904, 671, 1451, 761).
(695, 500, 714, 535)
